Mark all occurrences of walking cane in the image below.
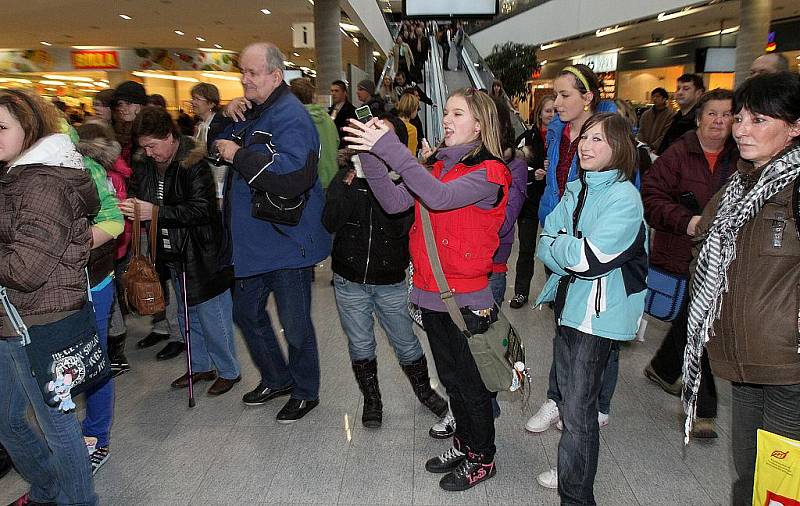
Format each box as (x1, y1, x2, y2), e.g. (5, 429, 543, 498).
(180, 257, 195, 408)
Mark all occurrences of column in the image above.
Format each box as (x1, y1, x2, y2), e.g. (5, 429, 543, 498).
(359, 37, 375, 83)
(314, 0, 342, 92)
(734, 0, 772, 86)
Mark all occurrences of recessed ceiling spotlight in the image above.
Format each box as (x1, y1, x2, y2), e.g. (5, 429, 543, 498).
(196, 36, 206, 42)
(261, 9, 271, 15)
(40, 41, 52, 46)
(174, 30, 185, 36)
(214, 44, 222, 49)
(292, 52, 300, 57)
(119, 14, 132, 20)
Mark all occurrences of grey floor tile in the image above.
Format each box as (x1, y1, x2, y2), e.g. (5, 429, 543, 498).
(264, 427, 352, 504)
(120, 425, 233, 499)
(602, 426, 715, 505)
(191, 425, 290, 504)
(0, 472, 28, 505)
(337, 428, 414, 504)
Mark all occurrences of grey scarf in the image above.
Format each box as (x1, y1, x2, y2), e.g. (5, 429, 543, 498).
(683, 143, 800, 444)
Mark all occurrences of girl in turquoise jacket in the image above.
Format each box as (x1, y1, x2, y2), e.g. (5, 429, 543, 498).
(534, 113, 648, 504)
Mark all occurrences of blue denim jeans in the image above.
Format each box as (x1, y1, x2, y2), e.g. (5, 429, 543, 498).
(489, 271, 507, 308)
(0, 338, 98, 505)
(546, 335, 619, 415)
(233, 268, 320, 400)
(554, 326, 613, 506)
(731, 382, 800, 506)
(333, 274, 423, 364)
(173, 277, 240, 380)
(82, 278, 115, 448)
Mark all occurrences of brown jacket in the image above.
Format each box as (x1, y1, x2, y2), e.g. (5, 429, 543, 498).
(637, 106, 674, 150)
(0, 135, 100, 336)
(695, 147, 800, 385)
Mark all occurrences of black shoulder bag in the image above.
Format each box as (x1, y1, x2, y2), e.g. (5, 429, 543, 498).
(0, 276, 111, 412)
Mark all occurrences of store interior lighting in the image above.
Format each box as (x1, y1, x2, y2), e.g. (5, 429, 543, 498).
(132, 71, 199, 82)
(43, 74, 94, 82)
(200, 72, 241, 81)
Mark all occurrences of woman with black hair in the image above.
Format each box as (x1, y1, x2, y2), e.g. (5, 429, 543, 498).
(685, 71, 800, 505)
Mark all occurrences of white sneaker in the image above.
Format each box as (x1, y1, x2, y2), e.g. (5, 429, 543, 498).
(537, 468, 558, 489)
(429, 410, 456, 439)
(525, 399, 559, 433)
(555, 412, 609, 431)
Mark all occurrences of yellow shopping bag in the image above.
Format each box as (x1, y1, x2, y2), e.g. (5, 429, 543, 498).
(753, 429, 800, 506)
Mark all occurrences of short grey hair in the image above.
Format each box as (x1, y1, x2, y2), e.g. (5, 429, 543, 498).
(242, 42, 286, 73)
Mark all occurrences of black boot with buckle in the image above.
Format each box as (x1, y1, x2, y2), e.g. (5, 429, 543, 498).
(439, 449, 496, 491)
(352, 358, 382, 428)
(401, 355, 448, 417)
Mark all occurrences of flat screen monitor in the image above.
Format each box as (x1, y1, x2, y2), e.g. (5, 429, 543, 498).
(403, 0, 498, 18)
(696, 47, 735, 73)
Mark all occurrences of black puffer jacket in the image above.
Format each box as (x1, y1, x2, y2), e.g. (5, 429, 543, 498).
(130, 136, 232, 305)
(323, 156, 413, 285)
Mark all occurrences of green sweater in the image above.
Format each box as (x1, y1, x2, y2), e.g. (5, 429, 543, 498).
(305, 103, 339, 189)
(64, 123, 124, 239)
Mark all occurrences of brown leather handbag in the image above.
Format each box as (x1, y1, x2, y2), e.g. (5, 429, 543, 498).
(122, 203, 165, 315)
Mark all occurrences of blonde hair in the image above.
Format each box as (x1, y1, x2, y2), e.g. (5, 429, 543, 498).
(533, 94, 555, 130)
(447, 88, 503, 160)
(396, 93, 419, 119)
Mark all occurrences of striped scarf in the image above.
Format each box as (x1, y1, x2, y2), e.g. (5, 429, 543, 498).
(682, 144, 800, 444)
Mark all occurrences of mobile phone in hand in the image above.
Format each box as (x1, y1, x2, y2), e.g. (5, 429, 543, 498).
(355, 105, 373, 124)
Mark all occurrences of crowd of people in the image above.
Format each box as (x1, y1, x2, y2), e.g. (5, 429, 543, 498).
(0, 31, 797, 506)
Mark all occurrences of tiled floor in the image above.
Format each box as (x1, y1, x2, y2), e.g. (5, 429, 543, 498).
(0, 251, 735, 505)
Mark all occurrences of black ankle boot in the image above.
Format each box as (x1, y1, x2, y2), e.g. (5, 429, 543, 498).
(401, 355, 448, 417)
(439, 449, 496, 491)
(108, 333, 129, 372)
(352, 359, 382, 428)
(0, 443, 12, 480)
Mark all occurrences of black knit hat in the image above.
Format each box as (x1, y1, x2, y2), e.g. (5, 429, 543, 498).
(112, 80, 147, 105)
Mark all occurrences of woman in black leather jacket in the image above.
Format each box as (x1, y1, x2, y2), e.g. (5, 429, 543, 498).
(120, 106, 240, 395)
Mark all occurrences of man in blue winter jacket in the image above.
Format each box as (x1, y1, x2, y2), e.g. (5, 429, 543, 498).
(215, 42, 331, 423)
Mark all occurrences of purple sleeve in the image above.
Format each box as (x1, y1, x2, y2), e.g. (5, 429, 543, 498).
(497, 155, 528, 238)
(370, 133, 499, 210)
(359, 151, 415, 214)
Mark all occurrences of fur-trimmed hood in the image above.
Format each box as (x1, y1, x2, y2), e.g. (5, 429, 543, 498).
(76, 136, 121, 170)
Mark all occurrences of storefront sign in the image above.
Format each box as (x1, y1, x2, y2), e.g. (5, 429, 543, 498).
(71, 51, 120, 69)
(572, 52, 618, 73)
(0, 47, 238, 73)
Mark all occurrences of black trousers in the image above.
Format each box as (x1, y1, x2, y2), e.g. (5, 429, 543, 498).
(650, 296, 718, 418)
(421, 308, 496, 459)
(513, 210, 539, 298)
(439, 43, 450, 70)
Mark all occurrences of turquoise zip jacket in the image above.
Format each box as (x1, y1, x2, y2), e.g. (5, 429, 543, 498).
(534, 169, 648, 341)
(538, 101, 618, 225)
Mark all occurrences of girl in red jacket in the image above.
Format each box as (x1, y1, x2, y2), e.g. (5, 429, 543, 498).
(345, 88, 511, 491)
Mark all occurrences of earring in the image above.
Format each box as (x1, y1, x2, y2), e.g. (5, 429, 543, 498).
(583, 104, 590, 112)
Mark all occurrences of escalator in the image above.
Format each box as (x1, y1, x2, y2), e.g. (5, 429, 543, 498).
(420, 22, 528, 143)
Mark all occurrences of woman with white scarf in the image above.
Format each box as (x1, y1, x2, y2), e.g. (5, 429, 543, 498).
(684, 71, 800, 505)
